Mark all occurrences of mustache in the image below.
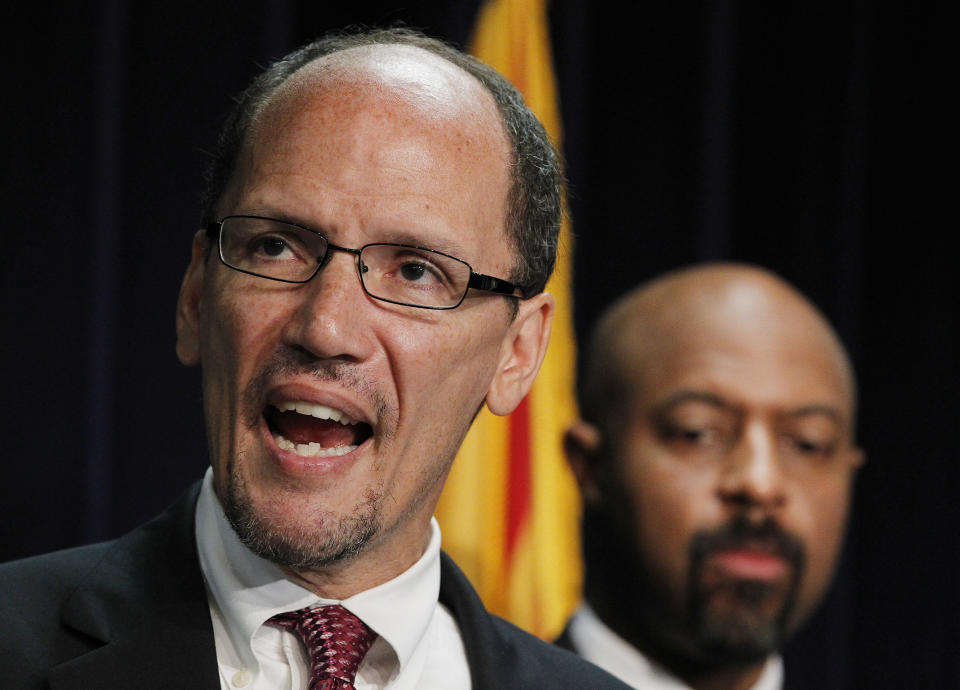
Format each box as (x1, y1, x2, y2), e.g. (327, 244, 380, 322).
(689, 514, 806, 571)
(240, 346, 394, 435)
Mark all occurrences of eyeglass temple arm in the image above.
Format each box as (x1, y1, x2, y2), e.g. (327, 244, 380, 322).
(468, 272, 524, 298)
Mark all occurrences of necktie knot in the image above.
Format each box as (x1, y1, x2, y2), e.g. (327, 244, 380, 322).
(268, 604, 377, 689)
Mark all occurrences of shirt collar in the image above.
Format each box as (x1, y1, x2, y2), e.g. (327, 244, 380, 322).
(569, 603, 784, 690)
(195, 467, 442, 678)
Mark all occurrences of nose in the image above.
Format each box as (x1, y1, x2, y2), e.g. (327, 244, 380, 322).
(716, 420, 786, 516)
(283, 248, 374, 362)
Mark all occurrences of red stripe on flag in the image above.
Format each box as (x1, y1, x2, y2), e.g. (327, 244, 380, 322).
(506, 395, 531, 558)
(510, 33, 528, 94)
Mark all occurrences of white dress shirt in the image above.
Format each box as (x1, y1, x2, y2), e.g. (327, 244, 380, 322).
(567, 604, 783, 690)
(195, 468, 471, 690)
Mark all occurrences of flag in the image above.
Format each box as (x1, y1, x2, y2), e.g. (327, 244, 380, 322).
(434, 0, 581, 640)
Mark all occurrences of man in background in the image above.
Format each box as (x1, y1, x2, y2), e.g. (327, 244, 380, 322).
(559, 263, 863, 689)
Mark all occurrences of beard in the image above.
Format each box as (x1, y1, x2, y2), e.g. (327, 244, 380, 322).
(682, 515, 806, 664)
(221, 454, 384, 569)
(583, 503, 805, 673)
(213, 346, 394, 570)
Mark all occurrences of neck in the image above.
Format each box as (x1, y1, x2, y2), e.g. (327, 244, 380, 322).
(280, 523, 434, 600)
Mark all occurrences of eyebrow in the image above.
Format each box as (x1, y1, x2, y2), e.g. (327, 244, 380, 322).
(235, 208, 316, 231)
(239, 211, 473, 261)
(655, 390, 734, 412)
(375, 230, 472, 261)
(655, 392, 846, 425)
(782, 405, 845, 425)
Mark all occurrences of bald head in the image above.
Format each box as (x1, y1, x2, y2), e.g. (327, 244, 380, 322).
(580, 263, 856, 432)
(274, 43, 493, 112)
(223, 44, 511, 232)
(567, 263, 863, 683)
(242, 43, 504, 156)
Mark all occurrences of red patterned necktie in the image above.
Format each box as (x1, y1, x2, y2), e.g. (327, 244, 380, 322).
(268, 604, 377, 690)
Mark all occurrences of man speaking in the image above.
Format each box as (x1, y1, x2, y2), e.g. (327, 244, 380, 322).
(0, 28, 626, 690)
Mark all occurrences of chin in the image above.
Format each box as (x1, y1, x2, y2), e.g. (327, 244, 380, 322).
(687, 581, 794, 665)
(221, 461, 384, 569)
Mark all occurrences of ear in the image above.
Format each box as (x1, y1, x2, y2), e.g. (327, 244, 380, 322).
(175, 230, 210, 366)
(564, 419, 603, 504)
(485, 292, 554, 416)
(848, 445, 866, 470)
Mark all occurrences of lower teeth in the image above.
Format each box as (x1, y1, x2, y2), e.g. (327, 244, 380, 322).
(274, 433, 357, 458)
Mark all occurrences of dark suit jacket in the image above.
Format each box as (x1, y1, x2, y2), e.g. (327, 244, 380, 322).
(0, 483, 628, 689)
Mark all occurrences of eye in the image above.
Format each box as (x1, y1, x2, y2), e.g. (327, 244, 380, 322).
(780, 415, 843, 464)
(785, 435, 837, 459)
(379, 248, 455, 289)
(399, 260, 436, 284)
(652, 400, 738, 459)
(257, 235, 288, 258)
(360, 244, 468, 307)
(245, 232, 311, 265)
(662, 424, 716, 445)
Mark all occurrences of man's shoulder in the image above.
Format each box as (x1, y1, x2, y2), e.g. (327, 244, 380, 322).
(0, 484, 210, 690)
(0, 483, 201, 604)
(489, 611, 632, 688)
(0, 541, 119, 687)
(0, 541, 115, 613)
(0, 541, 113, 575)
(438, 552, 630, 689)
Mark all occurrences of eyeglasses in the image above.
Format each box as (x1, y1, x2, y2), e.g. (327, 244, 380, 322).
(206, 215, 523, 310)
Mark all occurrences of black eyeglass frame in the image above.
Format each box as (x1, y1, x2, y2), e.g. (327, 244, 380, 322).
(206, 215, 524, 310)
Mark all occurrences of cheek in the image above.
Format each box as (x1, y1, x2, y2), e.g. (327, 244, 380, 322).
(392, 313, 505, 417)
(198, 285, 293, 428)
(792, 476, 853, 610)
(620, 444, 719, 587)
(383, 315, 507, 499)
(202, 283, 290, 367)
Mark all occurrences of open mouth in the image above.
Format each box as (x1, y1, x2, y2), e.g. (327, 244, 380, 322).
(264, 401, 373, 458)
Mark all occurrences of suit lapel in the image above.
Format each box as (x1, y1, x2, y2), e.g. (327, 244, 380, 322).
(49, 484, 220, 690)
(438, 551, 513, 688)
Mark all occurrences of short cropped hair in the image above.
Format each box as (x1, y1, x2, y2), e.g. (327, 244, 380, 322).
(200, 27, 563, 297)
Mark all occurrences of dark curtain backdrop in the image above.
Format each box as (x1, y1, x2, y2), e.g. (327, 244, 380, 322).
(1, 3, 952, 688)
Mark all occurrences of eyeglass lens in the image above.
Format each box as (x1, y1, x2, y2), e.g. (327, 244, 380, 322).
(218, 216, 472, 308)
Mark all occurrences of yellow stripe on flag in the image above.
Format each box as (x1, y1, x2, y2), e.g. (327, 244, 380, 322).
(434, 0, 581, 640)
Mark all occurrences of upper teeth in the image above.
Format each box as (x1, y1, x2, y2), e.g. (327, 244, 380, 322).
(277, 401, 358, 426)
